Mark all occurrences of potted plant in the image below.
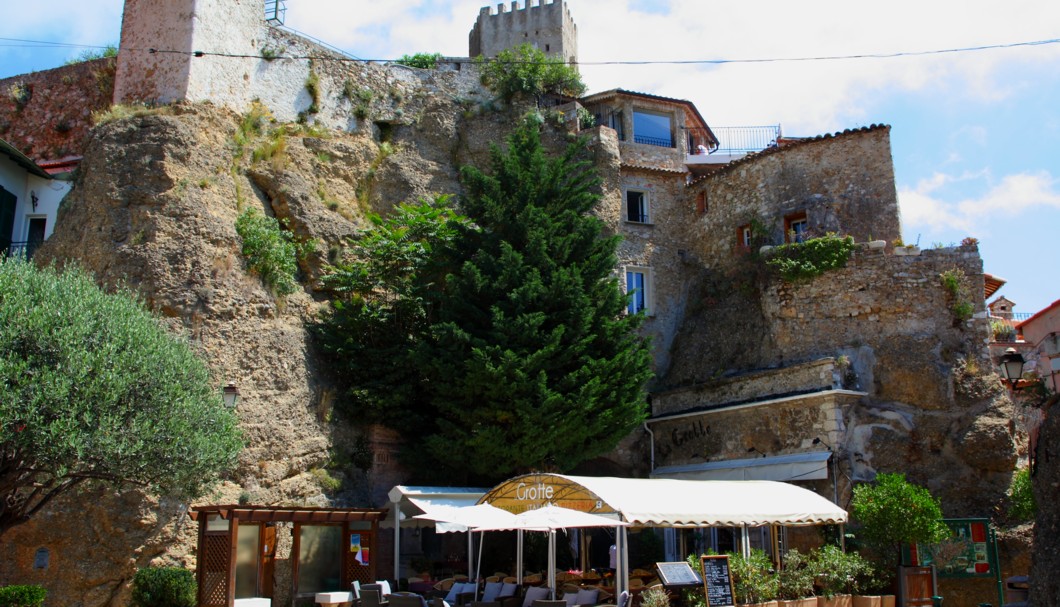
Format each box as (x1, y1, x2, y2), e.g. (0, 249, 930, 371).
(729, 549, 779, 607)
(810, 545, 872, 607)
(849, 474, 948, 601)
(777, 549, 816, 607)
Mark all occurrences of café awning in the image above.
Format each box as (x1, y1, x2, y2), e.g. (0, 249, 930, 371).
(385, 485, 488, 530)
(479, 473, 847, 527)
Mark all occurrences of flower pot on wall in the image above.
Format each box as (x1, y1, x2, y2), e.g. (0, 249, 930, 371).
(852, 596, 881, 607)
(880, 596, 895, 607)
(818, 595, 852, 607)
(780, 598, 818, 607)
(866, 240, 886, 250)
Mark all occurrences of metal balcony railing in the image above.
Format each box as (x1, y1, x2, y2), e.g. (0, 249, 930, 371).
(633, 134, 674, 148)
(708, 125, 782, 154)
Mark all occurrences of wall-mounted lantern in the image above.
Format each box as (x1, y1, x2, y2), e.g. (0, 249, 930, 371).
(1000, 348, 1025, 390)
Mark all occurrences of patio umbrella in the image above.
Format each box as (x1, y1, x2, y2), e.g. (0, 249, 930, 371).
(474, 505, 629, 598)
(414, 503, 520, 593)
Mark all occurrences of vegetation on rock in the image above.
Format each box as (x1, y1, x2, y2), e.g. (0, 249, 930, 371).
(235, 208, 313, 297)
(0, 257, 241, 536)
(396, 52, 444, 69)
(318, 118, 652, 482)
(477, 44, 586, 103)
(1007, 466, 1036, 522)
(939, 268, 974, 322)
(64, 44, 118, 65)
(765, 233, 856, 282)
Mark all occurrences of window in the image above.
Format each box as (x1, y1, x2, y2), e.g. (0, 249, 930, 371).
(626, 189, 649, 223)
(625, 267, 652, 315)
(695, 192, 707, 214)
(785, 212, 808, 243)
(737, 224, 752, 249)
(296, 525, 342, 595)
(632, 109, 673, 147)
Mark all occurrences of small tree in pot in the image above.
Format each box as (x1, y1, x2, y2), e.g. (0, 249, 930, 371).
(850, 473, 949, 589)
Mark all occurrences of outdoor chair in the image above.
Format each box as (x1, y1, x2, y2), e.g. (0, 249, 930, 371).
(532, 600, 568, 607)
(472, 581, 520, 607)
(362, 588, 389, 607)
(390, 593, 429, 607)
(596, 591, 628, 607)
(520, 586, 551, 607)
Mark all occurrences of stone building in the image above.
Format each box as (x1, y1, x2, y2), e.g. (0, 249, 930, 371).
(469, 0, 578, 66)
(0, 0, 1037, 605)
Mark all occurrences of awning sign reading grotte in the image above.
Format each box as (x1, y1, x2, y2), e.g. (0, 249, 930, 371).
(478, 473, 619, 515)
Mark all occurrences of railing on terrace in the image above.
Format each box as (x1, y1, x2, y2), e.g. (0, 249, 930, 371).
(2, 241, 42, 260)
(703, 125, 782, 154)
(991, 312, 1033, 321)
(633, 134, 674, 147)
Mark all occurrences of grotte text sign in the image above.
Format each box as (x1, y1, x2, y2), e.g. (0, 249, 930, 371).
(655, 561, 702, 587)
(701, 555, 735, 607)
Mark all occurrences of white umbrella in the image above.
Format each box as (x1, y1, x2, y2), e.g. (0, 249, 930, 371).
(474, 505, 629, 599)
(511, 505, 627, 530)
(414, 503, 520, 594)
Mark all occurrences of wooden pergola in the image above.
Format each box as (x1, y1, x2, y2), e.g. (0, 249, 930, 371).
(189, 505, 388, 607)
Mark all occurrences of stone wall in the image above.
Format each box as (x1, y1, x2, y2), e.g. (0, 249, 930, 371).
(0, 58, 115, 161)
(686, 126, 901, 268)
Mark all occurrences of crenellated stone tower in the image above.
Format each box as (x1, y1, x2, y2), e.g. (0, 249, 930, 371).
(470, 0, 579, 66)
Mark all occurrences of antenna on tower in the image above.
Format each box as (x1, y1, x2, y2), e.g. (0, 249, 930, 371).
(265, 0, 287, 26)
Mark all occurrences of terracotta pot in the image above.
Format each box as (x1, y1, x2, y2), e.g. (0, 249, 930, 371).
(817, 595, 852, 607)
(852, 596, 881, 607)
(881, 596, 895, 607)
(779, 599, 817, 607)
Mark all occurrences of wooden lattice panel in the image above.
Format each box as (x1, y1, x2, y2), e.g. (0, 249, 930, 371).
(345, 528, 375, 586)
(200, 534, 231, 607)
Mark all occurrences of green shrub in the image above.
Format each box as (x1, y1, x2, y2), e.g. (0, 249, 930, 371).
(765, 233, 856, 281)
(477, 43, 586, 103)
(1008, 467, 1037, 522)
(395, 52, 443, 69)
(65, 44, 118, 65)
(0, 585, 46, 607)
(939, 268, 974, 322)
(809, 545, 875, 597)
(727, 549, 778, 604)
(131, 567, 196, 607)
(235, 208, 313, 297)
(777, 549, 816, 599)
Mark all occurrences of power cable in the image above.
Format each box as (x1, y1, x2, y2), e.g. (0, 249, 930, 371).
(2, 35, 1059, 65)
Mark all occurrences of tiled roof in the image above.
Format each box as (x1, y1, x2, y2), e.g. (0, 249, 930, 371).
(686, 124, 891, 187)
(0, 137, 51, 179)
(581, 88, 715, 143)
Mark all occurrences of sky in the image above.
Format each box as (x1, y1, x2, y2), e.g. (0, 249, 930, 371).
(2, 0, 1059, 314)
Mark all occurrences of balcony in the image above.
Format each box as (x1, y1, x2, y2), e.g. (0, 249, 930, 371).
(687, 125, 781, 166)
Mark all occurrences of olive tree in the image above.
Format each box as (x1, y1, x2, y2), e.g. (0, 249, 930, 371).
(0, 257, 242, 536)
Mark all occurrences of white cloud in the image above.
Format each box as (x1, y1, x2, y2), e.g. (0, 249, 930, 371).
(900, 170, 1060, 233)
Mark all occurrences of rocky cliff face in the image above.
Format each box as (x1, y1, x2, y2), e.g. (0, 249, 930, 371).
(0, 75, 557, 603)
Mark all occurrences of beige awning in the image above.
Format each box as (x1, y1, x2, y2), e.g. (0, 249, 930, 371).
(650, 451, 832, 482)
(480, 473, 846, 527)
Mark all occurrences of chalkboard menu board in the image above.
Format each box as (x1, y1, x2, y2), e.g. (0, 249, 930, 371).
(655, 562, 702, 587)
(701, 555, 735, 607)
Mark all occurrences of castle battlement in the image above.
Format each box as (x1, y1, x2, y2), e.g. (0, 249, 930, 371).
(470, 0, 578, 66)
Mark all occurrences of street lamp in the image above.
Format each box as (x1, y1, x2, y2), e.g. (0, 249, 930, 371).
(222, 382, 241, 408)
(813, 437, 840, 506)
(1000, 348, 1025, 390)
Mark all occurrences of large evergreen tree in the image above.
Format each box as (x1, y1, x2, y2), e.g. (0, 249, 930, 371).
(319, 117, 652, 482)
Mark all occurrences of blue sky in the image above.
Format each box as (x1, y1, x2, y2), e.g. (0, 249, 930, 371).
(3, 0, 1058, 314)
